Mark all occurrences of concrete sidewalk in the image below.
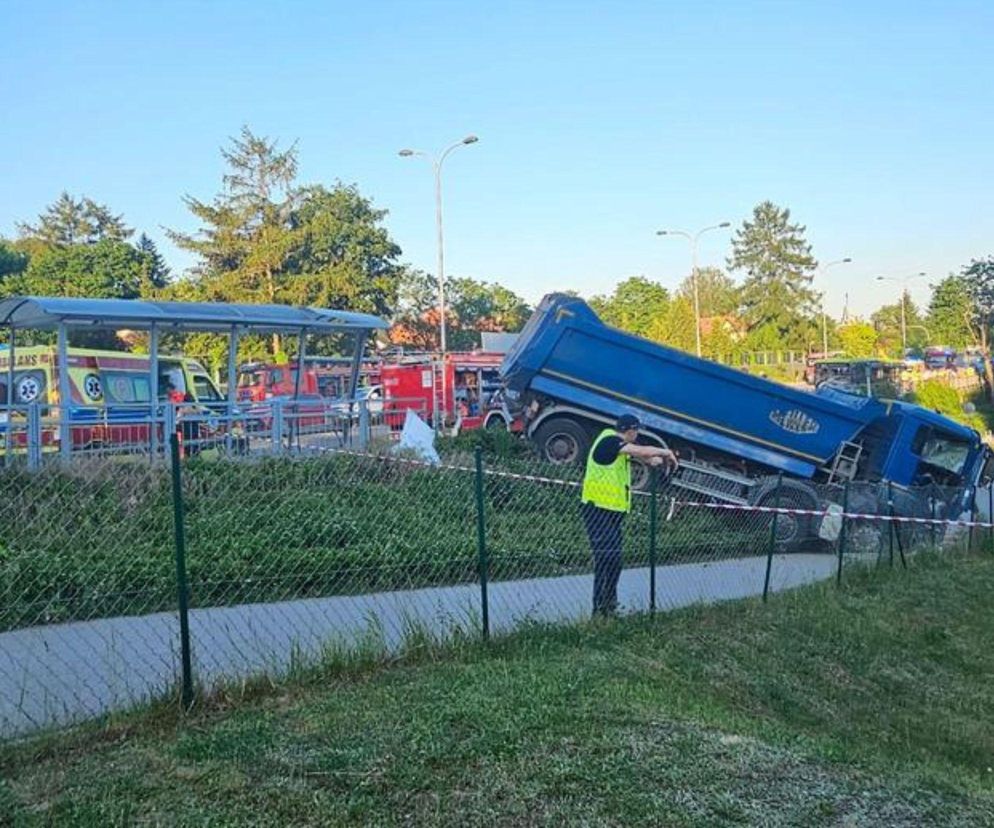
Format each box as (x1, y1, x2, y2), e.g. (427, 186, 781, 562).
(0, 552, 841, 739)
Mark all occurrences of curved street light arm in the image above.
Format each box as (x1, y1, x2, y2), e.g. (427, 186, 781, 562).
(694, 222, 730, 242)
(656, 222, 731, 358)
(657, 228, 691, 241)
(438, 140, 467, 166)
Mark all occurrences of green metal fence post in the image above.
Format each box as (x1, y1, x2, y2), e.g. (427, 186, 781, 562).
(930, 496, 937, 553)
(169, 432, 194, 710)
(836, 480, 849, 587)
(887, 481, 895, 567)
(968, 490, 976, 553)
(988, 484, 993, 555)
(474, 446, 490, 640)
(649, 468, 658, 615)
(762, 473, 783, 603)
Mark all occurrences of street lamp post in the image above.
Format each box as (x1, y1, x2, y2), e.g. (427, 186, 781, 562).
(399, 135, 479, 426)
(656, 222, 731, 357)
(818, 258, 853, 355)
(876, 272, 927, 353)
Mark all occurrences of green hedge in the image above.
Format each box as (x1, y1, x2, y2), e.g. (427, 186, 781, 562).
(0, 451, 767, 631)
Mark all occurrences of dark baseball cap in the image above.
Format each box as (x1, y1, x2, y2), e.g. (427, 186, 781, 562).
(616, 413, 641, 431)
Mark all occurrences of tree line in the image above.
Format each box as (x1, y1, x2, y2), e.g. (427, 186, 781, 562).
(0, 128, 530, 367)
(1, 127, 992, 373)
(592, 202, 994, 366)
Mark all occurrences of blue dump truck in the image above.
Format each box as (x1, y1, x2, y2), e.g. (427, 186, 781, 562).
(500, 294, 994, 550)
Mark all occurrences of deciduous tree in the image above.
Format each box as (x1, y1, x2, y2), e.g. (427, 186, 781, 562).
(0, 241, 28, 296)
(871, 291, 927, 354)
(589, 276, 670, 338)
(170, 127, 404, 355)
(927, 274, 974, 349)
(390, 271, 531, 350)
(837, 321, 878, 357)
(962, 257, 994, 398)
(676, 267, 739, 318)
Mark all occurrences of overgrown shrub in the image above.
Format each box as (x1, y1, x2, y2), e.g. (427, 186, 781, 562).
(0, 452, 767, 630)
(910, 380, 988, 432)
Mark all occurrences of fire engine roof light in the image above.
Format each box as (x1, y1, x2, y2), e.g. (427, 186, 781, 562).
(0, 296, 389, 335)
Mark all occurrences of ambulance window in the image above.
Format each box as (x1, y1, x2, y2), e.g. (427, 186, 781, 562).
(193, 375, 223, 401)
(132, 377, 150, 402)
(103, 372, 151, 403)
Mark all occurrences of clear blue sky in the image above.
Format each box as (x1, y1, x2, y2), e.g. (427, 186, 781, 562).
(3, 0, 992, 320)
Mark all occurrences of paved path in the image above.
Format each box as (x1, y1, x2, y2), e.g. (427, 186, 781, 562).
(0, 553, 843, 739)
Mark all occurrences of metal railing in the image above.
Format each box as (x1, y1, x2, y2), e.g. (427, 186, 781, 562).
(0, 396, 429, 468)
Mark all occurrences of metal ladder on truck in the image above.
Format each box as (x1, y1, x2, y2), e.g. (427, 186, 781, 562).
(432, 359, 446, 432)
(827, 440, 862, 483)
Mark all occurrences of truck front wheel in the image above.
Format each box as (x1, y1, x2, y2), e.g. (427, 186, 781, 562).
(843, 491, 885, 557)
(533, 418, 590, 466)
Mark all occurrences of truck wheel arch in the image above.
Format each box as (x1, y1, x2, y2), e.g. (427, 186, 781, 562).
(483, 411, 509, 430)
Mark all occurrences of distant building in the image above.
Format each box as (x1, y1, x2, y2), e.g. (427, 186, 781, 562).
(480, 332, 519, 353)
(699, 315, 747, 341)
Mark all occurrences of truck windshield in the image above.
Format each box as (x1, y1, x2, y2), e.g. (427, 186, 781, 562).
(912, 428, 971, 475)
(192, 375, 223, 401)
(238, 371, 264, 388)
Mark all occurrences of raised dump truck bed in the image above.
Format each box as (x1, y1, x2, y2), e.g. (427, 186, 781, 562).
(501, 294, 890, 478)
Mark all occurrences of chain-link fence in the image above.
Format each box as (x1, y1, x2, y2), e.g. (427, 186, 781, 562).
(1, 439, 989, 739)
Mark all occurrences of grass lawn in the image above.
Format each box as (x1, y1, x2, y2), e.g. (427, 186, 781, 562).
(2, 552, 994, 826)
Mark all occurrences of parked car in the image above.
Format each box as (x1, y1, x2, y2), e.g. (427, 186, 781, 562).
(330, 384, 383, 417)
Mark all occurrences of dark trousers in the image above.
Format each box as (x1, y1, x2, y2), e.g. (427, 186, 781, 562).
(581, 502, 624, 616)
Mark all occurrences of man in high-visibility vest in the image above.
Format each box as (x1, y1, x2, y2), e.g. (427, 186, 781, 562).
(581, 413, 677, 616)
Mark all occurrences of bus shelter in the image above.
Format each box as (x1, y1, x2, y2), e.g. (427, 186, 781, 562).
(0, 296, 388, 463)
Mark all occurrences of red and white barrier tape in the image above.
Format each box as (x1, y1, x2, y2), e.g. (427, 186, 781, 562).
(312, 446, 990, 529)
(666, 499, 992, 529)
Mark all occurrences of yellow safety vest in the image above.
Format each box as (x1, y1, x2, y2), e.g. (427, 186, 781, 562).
(581, 429, 631, 513)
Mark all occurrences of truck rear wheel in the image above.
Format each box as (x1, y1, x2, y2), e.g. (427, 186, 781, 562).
(753, 481, 819, 553)
(630, 459, 651, 491)
(533, 418, 590, 466)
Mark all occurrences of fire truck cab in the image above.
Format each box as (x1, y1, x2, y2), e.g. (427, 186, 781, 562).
(236, 356, 381, 403)
(380, 351, 511, 432)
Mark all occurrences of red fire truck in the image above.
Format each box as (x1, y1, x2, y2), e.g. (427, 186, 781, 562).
(236, 356, 381, 403)
(380, 351, 519, 432)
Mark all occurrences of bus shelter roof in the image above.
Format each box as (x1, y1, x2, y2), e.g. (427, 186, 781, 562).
(0, 296, 388, 334)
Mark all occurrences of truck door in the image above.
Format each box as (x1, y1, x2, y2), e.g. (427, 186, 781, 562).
(973, 450, 994, 524)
